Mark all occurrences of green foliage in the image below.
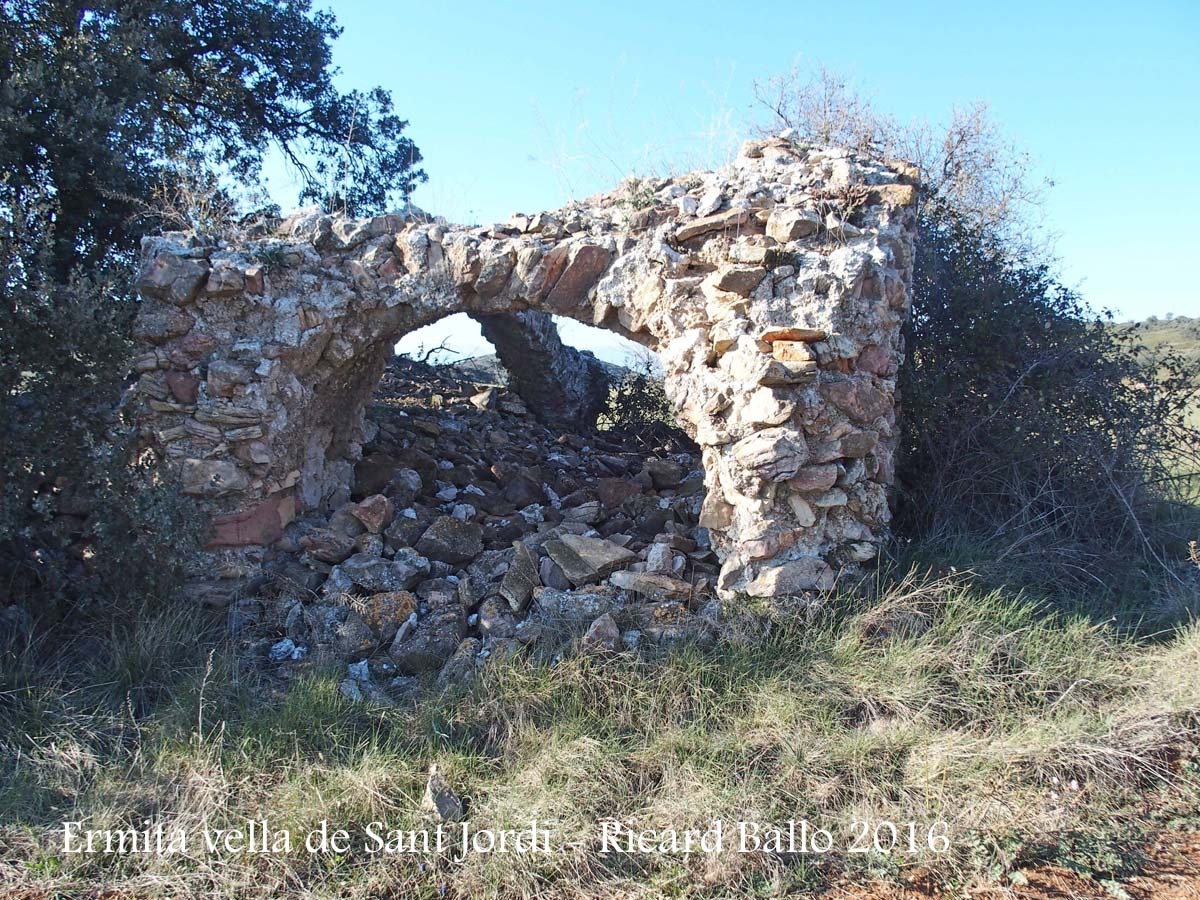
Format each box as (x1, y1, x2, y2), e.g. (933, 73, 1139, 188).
(0, 0, 426, 274)
(615, 176, 659, 211)
(897, 204, 1200, 598)
(0, 0, 427, 620)
(252, 243, 290, 274)
(597, 352, 676, 433)
(1048, 828, 1145, 884)
(755, 63, 1200, 598)
(0, 191, 201, 618)
(1116, 315, 1200, 373)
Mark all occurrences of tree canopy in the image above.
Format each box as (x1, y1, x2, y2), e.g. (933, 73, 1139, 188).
(0, 0, 426, 606)
(0, 0, 426, 272)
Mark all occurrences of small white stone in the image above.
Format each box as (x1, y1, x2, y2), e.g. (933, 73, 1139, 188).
(518, 504, 544, 524)
(813, 488, 849, 508)
(696, 188, 724, 216)
(788, 495, 816, 527)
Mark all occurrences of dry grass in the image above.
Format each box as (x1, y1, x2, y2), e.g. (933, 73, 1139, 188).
(2, 555, 1199, 898)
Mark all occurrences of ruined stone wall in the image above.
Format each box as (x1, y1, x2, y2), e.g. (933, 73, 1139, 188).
(128, 137, 918, 598)
(470, 310, 611, 430)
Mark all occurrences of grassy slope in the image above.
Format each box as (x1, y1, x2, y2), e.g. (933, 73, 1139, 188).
(1114, 316, 1200, 371)
(2, 558, 1198, 899)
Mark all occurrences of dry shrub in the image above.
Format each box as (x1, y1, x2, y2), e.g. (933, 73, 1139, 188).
(597, 350, 692, 451)
(754, 63, 1200, 604)
(898, 204, 1200, 602)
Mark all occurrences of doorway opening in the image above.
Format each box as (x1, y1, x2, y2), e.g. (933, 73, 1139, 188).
(257, 312, 717, 698)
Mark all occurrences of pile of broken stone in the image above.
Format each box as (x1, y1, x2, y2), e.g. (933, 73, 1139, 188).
(236, 357, 720, 701)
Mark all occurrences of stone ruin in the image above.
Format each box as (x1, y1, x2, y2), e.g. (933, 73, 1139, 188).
(129, 137, 918, 607)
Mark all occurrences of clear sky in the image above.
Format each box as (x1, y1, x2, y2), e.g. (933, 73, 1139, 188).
(264, 0, 1199, 360)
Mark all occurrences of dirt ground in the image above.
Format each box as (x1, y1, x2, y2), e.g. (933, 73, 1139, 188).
(828, 829, 1200, 899)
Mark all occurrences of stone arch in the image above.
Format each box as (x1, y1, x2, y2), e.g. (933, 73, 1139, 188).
(129, 138, 918, 598)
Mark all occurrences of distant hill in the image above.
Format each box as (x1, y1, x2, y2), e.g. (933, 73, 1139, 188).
(1114, 315, 1200, 370)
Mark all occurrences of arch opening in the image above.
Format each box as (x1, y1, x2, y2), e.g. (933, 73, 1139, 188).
(347, 331, 711, 653)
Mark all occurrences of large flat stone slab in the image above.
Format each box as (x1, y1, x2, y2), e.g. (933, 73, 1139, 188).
(544, 534, 637, 586)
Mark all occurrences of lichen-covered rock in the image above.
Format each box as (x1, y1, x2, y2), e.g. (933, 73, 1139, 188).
(544, 534, 639, 586)
(341, 549, 430, 593)
(499, 541, 540, 612)
(744, 557, 836, 594)
(299, 528, 356, 564)
(180, 459, 250, 497)
(416, 516, 483, 565)
(359, 591, 417, 645)
(610, 570, 694, 601)
(389, 604, 466, 673)
(436, 637, 481, 689)
(136, 248, 208, 305)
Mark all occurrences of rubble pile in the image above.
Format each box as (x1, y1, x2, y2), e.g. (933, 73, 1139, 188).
(236, 357, 721, 698)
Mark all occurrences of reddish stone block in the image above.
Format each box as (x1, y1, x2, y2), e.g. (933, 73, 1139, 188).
(165, 371, 199, 405)
(208, 491, 296, 548)
(244, 266, 265, 295)
(596, 477, 643, 509)
(545, 244, 611, 312)
(855, 344, 896, 376)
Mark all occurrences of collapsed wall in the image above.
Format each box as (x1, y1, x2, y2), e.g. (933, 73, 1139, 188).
(470, 310, 611, 430)
(129, 137, 918, 599)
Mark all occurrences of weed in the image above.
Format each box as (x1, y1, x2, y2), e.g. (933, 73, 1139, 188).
(253, 244, 290, 274)
(616, 177, 660, 211)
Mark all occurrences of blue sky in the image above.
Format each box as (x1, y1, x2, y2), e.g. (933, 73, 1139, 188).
(264, 0, 1199, 360)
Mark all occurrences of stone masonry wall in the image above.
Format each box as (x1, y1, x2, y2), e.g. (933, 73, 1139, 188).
(128, 137, 918, 598)
(470, 310, 611, 430)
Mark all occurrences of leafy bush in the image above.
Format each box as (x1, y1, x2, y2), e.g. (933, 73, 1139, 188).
(755, 64, 1200, 600)
(0, 0, 424, 627)
(596, 351, 692, 448)
(0, 193, 201, 622)
(0, 0, 426, 278)
(1119, 315, 1200, 373)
